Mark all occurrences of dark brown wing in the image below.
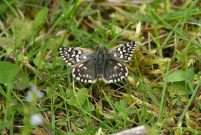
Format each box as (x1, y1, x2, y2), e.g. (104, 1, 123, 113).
(72, 58, 97, 83)
(59, 47, 93, 67)
(103, 58, 128, 83)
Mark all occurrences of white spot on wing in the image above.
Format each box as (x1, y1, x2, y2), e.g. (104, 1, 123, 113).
(120, 76, 124, 79)
(78, 64, 83, 67)
(78, 50, 82, 54)
(83, 56, 87, 59)
(72, 73, 75, 78)
(125, 72, 128, 76)
(117, 63, 122, 67)
(88, 80, 92, 83)
(68, 48, 72, 52)
(82, 66, 87, 70)
(108, 80, 113, 83)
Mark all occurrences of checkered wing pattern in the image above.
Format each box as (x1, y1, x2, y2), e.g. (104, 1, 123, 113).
(59, 47, 93, 67)
(72, 58, 97, 83)
(103, 59, 128, 83)
(60, 41, 137, 84)
(109, 41, 137, 62)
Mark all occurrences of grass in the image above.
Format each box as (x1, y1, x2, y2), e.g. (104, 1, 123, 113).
(0, 0, 201, 134)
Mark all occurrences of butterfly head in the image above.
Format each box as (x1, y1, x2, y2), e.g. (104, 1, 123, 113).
(97, 45, 107, 53)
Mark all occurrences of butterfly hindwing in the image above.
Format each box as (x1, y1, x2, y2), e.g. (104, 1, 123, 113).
(72, 58, 97, 83)
(109, 41, 137, 62)
(59, 47, 93, 67)
(103, 58, 128, 83)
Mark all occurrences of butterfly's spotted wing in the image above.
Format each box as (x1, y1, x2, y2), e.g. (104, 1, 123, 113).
(109, 41, 137, 62)
(60, 46, 97, 83)
(59, 47, 93, 67)
(103, 58, 128, 83)
(72, 58, 97, 83)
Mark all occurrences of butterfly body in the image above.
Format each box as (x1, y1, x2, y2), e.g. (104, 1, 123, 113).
(60, 41, 136, 83)
(96, 46, 107, 68)
(95, 46, 108, 80)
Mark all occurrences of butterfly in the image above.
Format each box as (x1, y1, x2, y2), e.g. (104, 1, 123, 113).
(59, 41, 137, 83)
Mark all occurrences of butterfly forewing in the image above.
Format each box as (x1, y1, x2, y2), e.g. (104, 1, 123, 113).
(59, 47, 93, 67)
(103, 59, 128, 83)
(109, 41, 137, 62)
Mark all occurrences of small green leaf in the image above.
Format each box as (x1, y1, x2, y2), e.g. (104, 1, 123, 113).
(14, 72, 30, 90)
(166, 70, 186, 82)
(10, 18, 31, 46)
(83, 99, 95, 112)
(33, 7, 48, 29)
(0, 2, 8, 14)
(67, 89, 88, 107)
(0, 120, 12, 129)
(168, 81, 191, 97)
(33, 57, 46, 69)
(66, 88, 74, 98)
(0, 37, 15, 49)
(127, 107, 135, 115)
(115, 100, 127, 112)
(0, 61, 20, 85)
(56, 120, 67, 126)
(32, 7, 48, 37)
(186, 68, 194, 83)
(175, 53, 186, 63)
